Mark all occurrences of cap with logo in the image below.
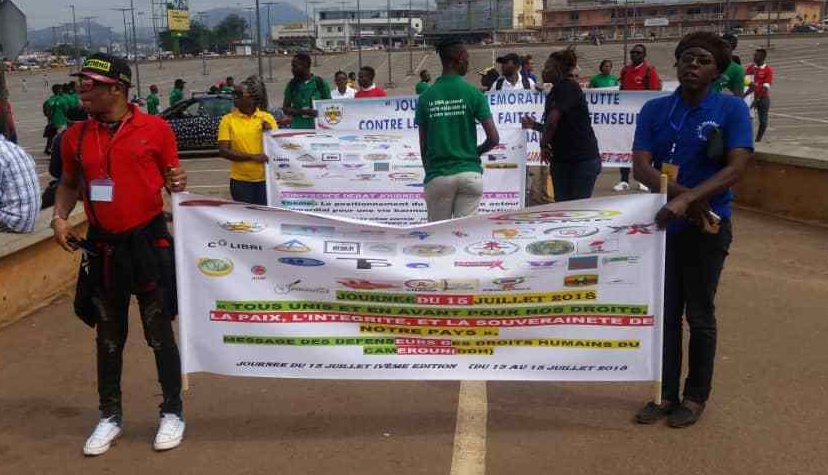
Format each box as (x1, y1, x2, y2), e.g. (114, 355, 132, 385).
(71, 53, 132, 86)
(496, 53, 522, 65)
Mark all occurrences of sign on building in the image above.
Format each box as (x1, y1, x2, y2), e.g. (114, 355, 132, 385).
(167, 9, 191, 32)
(644, 18, 669, 27)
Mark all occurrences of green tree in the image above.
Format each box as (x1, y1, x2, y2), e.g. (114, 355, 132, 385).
(213, 14, 247, 51)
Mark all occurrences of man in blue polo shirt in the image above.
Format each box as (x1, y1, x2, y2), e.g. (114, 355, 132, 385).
(632, 31, 753, 428)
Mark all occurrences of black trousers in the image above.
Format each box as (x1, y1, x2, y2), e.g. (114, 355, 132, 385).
(230, 179, 267, 205)
(550, 158, 601, 202)
(661, 220, 732, 404)
(95, 285, 182, 418)
(755, 96, 770, 142)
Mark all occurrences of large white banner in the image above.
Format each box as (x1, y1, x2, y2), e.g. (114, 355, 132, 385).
(174, 192, 665, 381)
(315, 90, 668, 167)
(264, 129, 526, 226)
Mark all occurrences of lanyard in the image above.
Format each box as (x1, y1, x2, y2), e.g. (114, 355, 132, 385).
(93, 117, 129, 178)
(666, 97, 690, 163)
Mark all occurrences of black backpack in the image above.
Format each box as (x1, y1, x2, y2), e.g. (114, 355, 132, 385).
(495, 74, 532, 91)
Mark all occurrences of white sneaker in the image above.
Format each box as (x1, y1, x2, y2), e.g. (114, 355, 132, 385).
(83, 416, 122, 456)
(153, 413, 185, 451)
(638, 182, 650, 192)
(613, 181, 630, 192)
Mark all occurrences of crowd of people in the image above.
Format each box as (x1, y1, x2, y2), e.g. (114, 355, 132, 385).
(0, 30, 765, 454)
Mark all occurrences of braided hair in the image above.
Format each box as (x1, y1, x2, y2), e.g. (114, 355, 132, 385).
(549, 48, 578, 77)
(241, 75, 269, 111)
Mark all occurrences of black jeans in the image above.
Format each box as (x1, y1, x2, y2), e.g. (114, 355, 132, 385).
(96, 286, 182, 418)
(230, 179, 267, 205)
(661, 220, 732, 404)
(619, 167, 631, 183)
(550, 158, 601, 202)
(755, 96, 770, 142)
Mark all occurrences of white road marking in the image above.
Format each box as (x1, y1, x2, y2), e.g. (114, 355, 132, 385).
(769, 112, 828, 124)
(450, 381, 488, 475)
(798, 60, 828, 72)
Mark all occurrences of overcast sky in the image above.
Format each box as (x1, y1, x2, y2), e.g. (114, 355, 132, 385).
(20, 0, 431, 30)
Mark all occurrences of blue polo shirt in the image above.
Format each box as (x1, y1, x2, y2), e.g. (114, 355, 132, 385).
(633, 88, 753, 231)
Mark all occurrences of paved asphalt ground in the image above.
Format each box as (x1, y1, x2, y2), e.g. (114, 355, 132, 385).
(1, 37, 828, 474)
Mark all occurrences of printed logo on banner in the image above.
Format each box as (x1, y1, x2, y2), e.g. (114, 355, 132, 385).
(485, 153, 508, 162)
(490, 210, 622, 224)
(455, 260, 507, 270)
(352, 173, 379, 181)
(403, 244, 455, 257)
(250, 265, 267, 281)
(453, 230, 469, 238)
(277, 257, 324, 267)
(404, 279, 479, 292)
(564, 274, 599, 287)
(365, 242, 397, 254)
(374, 162, 390, 172)
(281, 224, 335, 237)
(310, 143, 339, 151)
(274, 155, 290, 163)
(341, 229, 386, 238)
(341, 144, 367, 151)
(273, 279, 330, 294)
(397, 152, 420, 161)
(343, 153, 362, 162)
(485, 163, 518, 169)
(364, 153, 390, 161)
(296, 154, 316, 162)
(323, 104, 344, 125)
(274, 239, 312, 253)
(483, 277, 530, 292)
(325, 241, 361, 254)
(337, 258, 392, 269)
(602, 255, 641, 265)
(321, 153, 341, 161)
(579, 239, 619, 254)
(604, 277, 637, 285)
(393, 164, 422, 170)
(492, 227, 535, 240)
(337, 278, 398, 290)
(280, 142, 302, 150)
(207, 239, 264, 251)
(568, 255, 599, 270)
(544, 226, 600, 238)
(276, 163, 291, 169)
(608, 223, 656, 235)
(465, 241, 520, 257)
(397, 231, 430, 240)
(197, 257, 234, 277)
(342, 163, 367, 170)
(219, 221, 265, 233)
(524, 260, 558, 270)
(389, 172, 419, 182)
(525, 240, 576, 256)
(301, 163, 327, 169)
(406, 262, 430, 269)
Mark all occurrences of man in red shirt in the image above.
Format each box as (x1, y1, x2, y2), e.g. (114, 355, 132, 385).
(354, 66, 388, 98)
(745, 48, 773, 142)
(51, 53, 188, 456)
(615, 44, 662, 192)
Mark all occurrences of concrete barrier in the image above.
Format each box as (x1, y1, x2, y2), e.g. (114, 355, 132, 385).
(735, 143, 828, 226)
(0, 208, 87, 329)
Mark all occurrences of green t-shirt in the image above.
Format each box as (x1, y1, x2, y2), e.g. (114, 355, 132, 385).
(46, 94, 69, 128)
(415, 81, 430, 94)
(220, 86, 235, 93)
(283, 75, 332, 129)
(588, 74, 619, 88)
(414, 74, 492, 184)
(147, 93, 160, 115)
(170, 88, 184, 107)
(713, 60, 745, 95)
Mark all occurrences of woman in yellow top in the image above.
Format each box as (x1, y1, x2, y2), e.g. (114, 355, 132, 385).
(218, 76, 277, 205)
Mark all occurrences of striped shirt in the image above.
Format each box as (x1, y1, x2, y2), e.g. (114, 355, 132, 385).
(0, 135, 41, 233)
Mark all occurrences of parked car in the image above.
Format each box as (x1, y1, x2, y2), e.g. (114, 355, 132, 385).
(160, 93, 234, 151)
(792, 24, 819, 33)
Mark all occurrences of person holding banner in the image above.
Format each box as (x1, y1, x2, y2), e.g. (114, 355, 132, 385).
(521, 49, 601, 202)
(283, 53, 332, 129)
(50, 53, 189, 454)
(588, 60, 619, 89)
(331, 71, 356, 99)
(632, 32, 753, 428)
(218, 76, 277, 205)
(355, 66, 388, 98)
(415, 40, 499, 222)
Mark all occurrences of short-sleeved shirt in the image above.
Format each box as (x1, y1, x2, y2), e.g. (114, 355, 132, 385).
(61, 105, 180, 233)
(47, 94, 69, 128)
(220, 86, 235, 93)
(745, 63, 773, 98)
(414, 74, 492, 184)
(713, 61, 745, 96)
(588, 74, 619, 88)
(0, 136, 40, 233)
(283, 75, 332, 129)
(633, 89, 754, 231)
(415, 81, 430, 94)
(218, 109, 277, 183)
(331, 87, 356, 99)
(542, 79, 600, 163)
(620, 62, 661, 91)
(355, 85, 387, 98)
(146, 93, 160, 115)
(169, 88, 184, 107)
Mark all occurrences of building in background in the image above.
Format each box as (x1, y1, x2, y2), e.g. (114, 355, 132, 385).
(425, 0, 543, 44)
(313, 9, 428, 52)
(272, 22, 315, 51)
(541, 0, 824, 42)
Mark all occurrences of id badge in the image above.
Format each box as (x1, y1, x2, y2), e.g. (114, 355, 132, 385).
(662, 163, 680, 182)
(89, 178, 115, 202)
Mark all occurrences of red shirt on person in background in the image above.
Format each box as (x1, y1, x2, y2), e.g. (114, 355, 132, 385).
(354, 85, 387, 98)
(745, 63, 773, 98)
(61, 104, 179, 233)
(619, 61, 662, 91)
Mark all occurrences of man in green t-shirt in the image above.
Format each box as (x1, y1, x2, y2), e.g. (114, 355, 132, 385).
(147, 85, 161, 115)
(713, 33, 745, 96)
(282, 53, 332, 129)
(170, 79, 186, 106)
(588, 60, 620, 88)
(220, 76, 235, 93)
(415, 40, 499, 222)
(415, 70, 431, 94)
(46, 88, 69, 132)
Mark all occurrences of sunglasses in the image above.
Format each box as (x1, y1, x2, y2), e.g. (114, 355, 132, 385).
(79, 77, 120, 92)
(679, 53, 715, 66)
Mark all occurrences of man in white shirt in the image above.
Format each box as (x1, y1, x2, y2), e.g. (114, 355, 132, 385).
(490, 53, 536, 91)
(331, 70, 356, 99)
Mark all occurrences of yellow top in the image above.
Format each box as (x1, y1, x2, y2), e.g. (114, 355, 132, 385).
(218, 108, 278, 182)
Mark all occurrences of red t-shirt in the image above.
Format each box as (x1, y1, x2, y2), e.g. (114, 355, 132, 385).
(61, 104, 179, 233)
(745, 63, 773, 98)
(355, 86, 388, 98)
(619, 62, 661, 91)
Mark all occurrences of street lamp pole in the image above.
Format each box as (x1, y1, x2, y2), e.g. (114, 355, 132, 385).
(407, 0, 413, 75)
(623, 0, 629, 67)
(255, 0, 264, 78)
(309, 0, 322, 66)
(129, 0, 142, 98)
(70, 5, 79, 73)
(386, 0, 394, 88)
(264, 2, 278, 82)
(357, 0, 362, 69)
(196, 12, 208, 75)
